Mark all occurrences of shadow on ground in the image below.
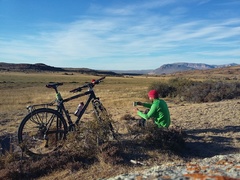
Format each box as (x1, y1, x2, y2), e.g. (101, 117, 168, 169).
(183, 125, 240, 158)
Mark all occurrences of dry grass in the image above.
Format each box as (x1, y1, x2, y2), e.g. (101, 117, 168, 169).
(0, 72, 159, 134)
(0, 67, 239, 179)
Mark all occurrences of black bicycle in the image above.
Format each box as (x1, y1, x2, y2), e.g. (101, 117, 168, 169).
(18, 76, 116, 156)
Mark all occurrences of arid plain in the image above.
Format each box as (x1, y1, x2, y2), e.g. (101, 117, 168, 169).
(0, 66, 239, 179)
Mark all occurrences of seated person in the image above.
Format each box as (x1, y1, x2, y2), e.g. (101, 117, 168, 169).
(134, 90, 171, 128)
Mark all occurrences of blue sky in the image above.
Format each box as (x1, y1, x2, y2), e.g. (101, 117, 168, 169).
(0, 0, 240, 70)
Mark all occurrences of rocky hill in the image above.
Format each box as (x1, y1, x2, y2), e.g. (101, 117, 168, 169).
(149, 62, 238, 75)
(111, 62, 238, 75)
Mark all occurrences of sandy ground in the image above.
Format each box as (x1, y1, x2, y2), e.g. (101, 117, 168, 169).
(169, 99, 240, 157)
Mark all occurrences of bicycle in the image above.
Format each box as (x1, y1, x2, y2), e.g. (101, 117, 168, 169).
(18, 76, 116, 156)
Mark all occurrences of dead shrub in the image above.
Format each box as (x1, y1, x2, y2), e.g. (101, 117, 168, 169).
(0, 112, 185, 179)
(98, 142, 123, 165)
(150, 78, 240, 103)
(128, 124, 186, 153)
(120, 114, 136, 120)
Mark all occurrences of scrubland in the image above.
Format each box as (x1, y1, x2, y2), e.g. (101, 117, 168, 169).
(0, 66, 239, 179)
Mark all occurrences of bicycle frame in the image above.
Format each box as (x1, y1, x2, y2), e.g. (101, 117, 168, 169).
(58, 89, 99, 127)
(25, 77, 106, 132)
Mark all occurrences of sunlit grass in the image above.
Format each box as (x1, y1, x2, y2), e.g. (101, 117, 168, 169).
(0, 72, 163, 133)
(0, 67, 240, 179)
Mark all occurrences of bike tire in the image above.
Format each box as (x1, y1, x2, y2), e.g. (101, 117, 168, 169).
(18, 108, 68, 156)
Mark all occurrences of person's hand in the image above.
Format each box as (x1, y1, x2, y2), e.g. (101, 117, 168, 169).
(136, 101, 142, 106)
(133, 107, 139, 113)
(133, 101, 143, 106)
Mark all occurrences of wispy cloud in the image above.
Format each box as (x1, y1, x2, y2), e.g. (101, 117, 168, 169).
(0, 0, 239, 69)
(103, 0, 177, 15)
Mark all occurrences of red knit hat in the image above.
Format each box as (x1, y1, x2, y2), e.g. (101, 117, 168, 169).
(148, 90, 159, 98)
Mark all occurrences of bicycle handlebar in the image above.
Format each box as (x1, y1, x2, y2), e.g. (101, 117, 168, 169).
(70, 76, 106, 93)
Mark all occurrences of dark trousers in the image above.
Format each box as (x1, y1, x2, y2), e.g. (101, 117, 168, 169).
(138, 109, 150, 127)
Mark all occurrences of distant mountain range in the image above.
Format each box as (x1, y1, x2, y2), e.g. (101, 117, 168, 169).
(148, 62, 238, 75)
(113, 62, 238, 75)
(0, 62, 118, 75)
(0, 62, 238, 75)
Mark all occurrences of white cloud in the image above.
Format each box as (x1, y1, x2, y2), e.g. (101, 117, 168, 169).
(0, 0, 239, 69)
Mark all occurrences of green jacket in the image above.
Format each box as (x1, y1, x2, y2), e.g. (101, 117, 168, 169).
(137, 99, 171, 128)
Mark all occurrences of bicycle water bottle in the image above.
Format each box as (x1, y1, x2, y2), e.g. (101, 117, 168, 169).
(74, 102, 84, 116)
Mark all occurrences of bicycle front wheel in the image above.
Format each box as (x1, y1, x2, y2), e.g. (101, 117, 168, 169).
(18, 108, 68, 156)
(92, 99, 116, 141)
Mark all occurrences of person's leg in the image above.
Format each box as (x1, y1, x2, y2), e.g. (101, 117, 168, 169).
(138, 109, 149, 127)
(138, 118, 146, 127)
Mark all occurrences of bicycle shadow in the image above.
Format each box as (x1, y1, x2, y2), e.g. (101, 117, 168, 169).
(182, 125, 240, 158)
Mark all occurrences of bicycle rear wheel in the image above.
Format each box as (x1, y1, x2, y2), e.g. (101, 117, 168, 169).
(18, 108, 68, 156)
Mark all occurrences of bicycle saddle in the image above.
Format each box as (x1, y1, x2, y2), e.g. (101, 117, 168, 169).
(46, 82, 63, 89)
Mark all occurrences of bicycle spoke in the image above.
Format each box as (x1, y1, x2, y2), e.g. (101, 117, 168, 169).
(18, 108, 67, 156)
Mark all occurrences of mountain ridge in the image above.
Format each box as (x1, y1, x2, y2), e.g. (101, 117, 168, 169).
(149, 62, 238, 74)
(0, 62, 238, 75)
(0, 62, 118, 75)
